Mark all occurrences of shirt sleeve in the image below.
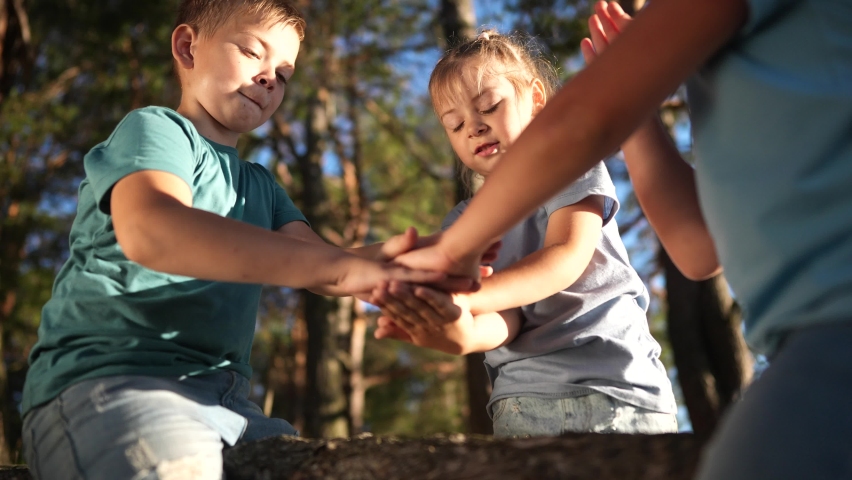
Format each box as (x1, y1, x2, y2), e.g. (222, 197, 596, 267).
(84, 108, 198, 214)
(271, 180, 309, 229)
(543, 162, 620, 226)
(440, 200, 469, 231)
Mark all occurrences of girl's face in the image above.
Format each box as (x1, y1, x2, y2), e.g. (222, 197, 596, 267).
(434, 62, 545, 177)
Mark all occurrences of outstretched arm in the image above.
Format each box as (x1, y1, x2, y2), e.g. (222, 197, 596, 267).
(393, 0, 746, 278)
(110, 170, 454, 298)
(584, 2, 722, 280)
(462, 195, 603, 315)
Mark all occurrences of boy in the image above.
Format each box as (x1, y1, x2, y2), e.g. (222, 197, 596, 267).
(20, 1, 464, 479)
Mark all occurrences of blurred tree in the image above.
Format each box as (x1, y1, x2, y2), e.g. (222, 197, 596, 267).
(1, 0, 180, 461)
(433, 0, 495, 436)
(253, 0, 464, 438)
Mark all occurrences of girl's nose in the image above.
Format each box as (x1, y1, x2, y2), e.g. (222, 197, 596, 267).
(468, 121, 487, 136)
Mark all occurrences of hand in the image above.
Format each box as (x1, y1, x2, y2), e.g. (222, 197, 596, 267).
(393, 233, 501, 282)
(332, 255, 477, 301)
(371, 281, 476, 355)
(375, 226, 419, 261)
(580, 1, 632, 65)
(413, 232, 501, 264)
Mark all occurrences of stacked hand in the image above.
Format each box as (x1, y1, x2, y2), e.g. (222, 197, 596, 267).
(370, 281, 476, 355)
(581, 1, 632, 64)
(365, 227, 501, 352)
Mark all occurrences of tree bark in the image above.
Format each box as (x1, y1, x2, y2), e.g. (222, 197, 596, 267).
(223, 432, 702, 480)
(661, 248, 752, 439)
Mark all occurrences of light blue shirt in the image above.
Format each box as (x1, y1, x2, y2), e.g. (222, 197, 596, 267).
(444, 164, 676, 416)
(686, 0, 852, 355)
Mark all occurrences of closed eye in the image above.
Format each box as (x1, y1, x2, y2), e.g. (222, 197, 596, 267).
(241, 47, 260, 59)
(276, 73, 288, 85)
(451, 122, 464, 133)
(480, 102, 500, 115)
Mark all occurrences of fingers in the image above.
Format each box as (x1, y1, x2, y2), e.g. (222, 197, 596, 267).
(588, 13, 609, 55)
(580, 38, 597, 64)
(584, 1, 633, 64)
(425, 275, 477, 293)
(372, 285, 419, 332)
(479, 265, 494, 278)
(595, 1, 621, 41)
(379, 226, 418, 260)
(412, 286, 463, 324)
(607, 1, 632, 29)
(388, 282, 450, 327)
(388, 266, 446, 285)
(374, 317, 414, 342)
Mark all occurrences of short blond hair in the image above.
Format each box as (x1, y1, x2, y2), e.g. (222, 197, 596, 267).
(175, 0, 306, 40)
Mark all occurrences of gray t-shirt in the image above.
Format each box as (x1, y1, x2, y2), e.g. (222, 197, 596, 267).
(443, 163, 676, 415)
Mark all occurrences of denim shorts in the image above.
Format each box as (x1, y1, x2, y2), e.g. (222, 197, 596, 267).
(491, 392, 678, 438)
(22, 371, 297, 480)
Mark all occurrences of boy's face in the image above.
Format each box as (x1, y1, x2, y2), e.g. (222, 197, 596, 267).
(434, 62, 542, 177)
(179, 13, 300, 143)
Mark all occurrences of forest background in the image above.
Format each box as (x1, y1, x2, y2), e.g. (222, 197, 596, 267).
(0, 0, 758, 464)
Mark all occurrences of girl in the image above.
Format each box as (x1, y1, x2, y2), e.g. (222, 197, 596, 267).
(396, 2, 852, 479)
(372, 29, 677, 438)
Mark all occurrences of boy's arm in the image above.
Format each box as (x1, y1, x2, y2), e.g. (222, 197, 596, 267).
(110, 170, 447, 297)
(462, 195, 603, 315)
(373, 282, 523, 355)
(393, 0, 747, 278)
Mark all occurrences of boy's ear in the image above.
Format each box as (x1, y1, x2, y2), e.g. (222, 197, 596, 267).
(530, 78, 547, 116)
(172, 24, 197, 70)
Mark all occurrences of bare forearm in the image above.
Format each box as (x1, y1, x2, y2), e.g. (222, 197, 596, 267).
(622, 118, 721, 279)
(441, 0, 746, 264)
(466, 244, 591, 315)
(463, 309, 523, 354)
(119, 201, 358, 290)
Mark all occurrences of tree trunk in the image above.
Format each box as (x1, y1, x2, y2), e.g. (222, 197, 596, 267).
(298, 92, 350, 438)
(661, 248, 752, 439)
(304, 294, 349, 438)
(439, 0, 477, 46)
(435, 0, 492, 436)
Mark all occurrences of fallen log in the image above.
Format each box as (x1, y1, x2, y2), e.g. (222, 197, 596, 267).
(224, 432, 703, 480)
(0, 432, 704, 479)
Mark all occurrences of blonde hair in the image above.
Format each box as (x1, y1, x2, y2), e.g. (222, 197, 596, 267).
(175, 0, 306, 40)
(429, 28, 560, 196)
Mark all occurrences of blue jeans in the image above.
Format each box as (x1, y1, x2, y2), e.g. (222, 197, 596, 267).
(22, 371, 297, 480)
(491, 393, 678, 438)
(696, 321, 852, 480)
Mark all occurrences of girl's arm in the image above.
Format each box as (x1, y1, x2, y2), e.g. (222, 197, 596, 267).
(462, 195, 603, 315)
(110, 169, 452, 298)
(372, 281, 523, 355)
(393, 0, 747, 278)
(586, 2, 722, 280)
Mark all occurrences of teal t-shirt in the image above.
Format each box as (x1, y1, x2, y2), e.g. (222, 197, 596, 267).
(22, 106, 307, 414)
(687, 0, 852, 355)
